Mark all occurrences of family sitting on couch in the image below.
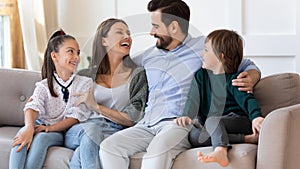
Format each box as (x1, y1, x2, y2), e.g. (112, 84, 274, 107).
(9, 0, 264, 169)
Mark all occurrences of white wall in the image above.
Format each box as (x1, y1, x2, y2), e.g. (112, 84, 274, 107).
(55, 0, 117, 68)
(56, 0, 300, 77)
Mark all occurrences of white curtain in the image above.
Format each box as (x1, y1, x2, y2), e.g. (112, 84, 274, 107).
(18, 0, 48, 71)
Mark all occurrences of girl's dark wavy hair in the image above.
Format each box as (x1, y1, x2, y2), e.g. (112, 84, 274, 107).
(41, 29, 76, 97)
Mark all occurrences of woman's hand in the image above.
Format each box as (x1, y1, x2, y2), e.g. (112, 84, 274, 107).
(12, 126, 35, 152)
(74, 88, 99, 112)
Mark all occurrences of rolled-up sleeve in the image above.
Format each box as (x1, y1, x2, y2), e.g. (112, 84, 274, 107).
(122, 68, 148, 124)
(23, 82, 47, 115)
(238, 58, 261, 75)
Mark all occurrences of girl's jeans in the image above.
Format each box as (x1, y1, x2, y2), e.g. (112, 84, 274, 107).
(9, 127, 63, 169)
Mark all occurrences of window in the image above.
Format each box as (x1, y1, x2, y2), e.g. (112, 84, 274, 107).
(0, 0, 24, 68)
(0, 15, 10, 67)
(0, 16, 4, 67)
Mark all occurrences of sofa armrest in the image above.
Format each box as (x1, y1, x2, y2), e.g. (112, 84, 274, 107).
(256, 104, 300, 169)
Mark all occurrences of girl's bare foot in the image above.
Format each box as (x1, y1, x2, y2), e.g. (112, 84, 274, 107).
(244, 133, 259, 144)
(197, 147, 229, 167)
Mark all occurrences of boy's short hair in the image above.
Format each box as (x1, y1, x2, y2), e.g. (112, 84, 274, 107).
(206, 29, 244, 73)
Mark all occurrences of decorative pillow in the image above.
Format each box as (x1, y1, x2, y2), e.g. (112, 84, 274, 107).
(254, 73, 300, 117)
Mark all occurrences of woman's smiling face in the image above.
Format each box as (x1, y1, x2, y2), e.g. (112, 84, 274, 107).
(102, 22, 132, 58)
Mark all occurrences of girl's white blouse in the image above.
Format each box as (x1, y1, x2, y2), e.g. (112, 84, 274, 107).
(24, 73, 93, 125)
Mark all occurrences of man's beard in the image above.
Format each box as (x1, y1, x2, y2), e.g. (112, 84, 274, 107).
(154, 34, 173, 50)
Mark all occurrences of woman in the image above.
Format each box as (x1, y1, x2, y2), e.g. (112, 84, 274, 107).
(64, 18, 148, 169)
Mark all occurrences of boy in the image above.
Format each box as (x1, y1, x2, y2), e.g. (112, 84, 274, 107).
(175, 29, 264, 167)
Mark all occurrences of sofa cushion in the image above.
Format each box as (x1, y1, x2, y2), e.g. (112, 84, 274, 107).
(0, 126, 21, 169)
(254, 73, 300, 117)
(128, 144, 257, 169)
(172, 144, 257, 169)
(0, 68, 41, 126)
(43, 146, 73, 169)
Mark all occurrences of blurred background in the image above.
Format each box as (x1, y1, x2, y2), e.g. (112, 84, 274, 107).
(1, 0, 299, 77)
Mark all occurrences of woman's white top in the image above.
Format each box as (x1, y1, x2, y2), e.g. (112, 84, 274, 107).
(89, 81, 130, 120)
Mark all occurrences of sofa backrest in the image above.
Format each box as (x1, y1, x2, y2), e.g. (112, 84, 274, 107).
(0, 68, 41, 126)
(254, 73, 300, 117)
(1, 69, 299, 126)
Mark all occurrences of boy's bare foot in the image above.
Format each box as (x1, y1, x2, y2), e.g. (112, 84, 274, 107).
(197, 147, 229, 167)
(244, 133, 259, 144)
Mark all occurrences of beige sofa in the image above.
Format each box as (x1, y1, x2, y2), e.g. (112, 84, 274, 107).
(1, 68, 300, 169)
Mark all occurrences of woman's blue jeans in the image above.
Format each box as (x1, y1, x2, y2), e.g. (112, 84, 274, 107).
(64, 118, 123, 169)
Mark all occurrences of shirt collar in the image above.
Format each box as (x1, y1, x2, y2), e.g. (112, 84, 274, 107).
(53, 73, 76, 85)
(169, 34, 191, 53)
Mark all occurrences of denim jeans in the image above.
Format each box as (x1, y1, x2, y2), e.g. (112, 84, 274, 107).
(9, 127, 64, 169)
(64, 118, 124, 169)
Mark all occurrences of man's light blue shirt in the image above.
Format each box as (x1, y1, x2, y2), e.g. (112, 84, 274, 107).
(132, 34, 260, 126)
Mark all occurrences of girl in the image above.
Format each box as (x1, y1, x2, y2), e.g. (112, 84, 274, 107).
(64, 18, 148, 169)
(9, 30, 93, 169)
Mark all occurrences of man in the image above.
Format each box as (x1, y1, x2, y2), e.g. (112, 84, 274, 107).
(100, 0, 260, 169)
